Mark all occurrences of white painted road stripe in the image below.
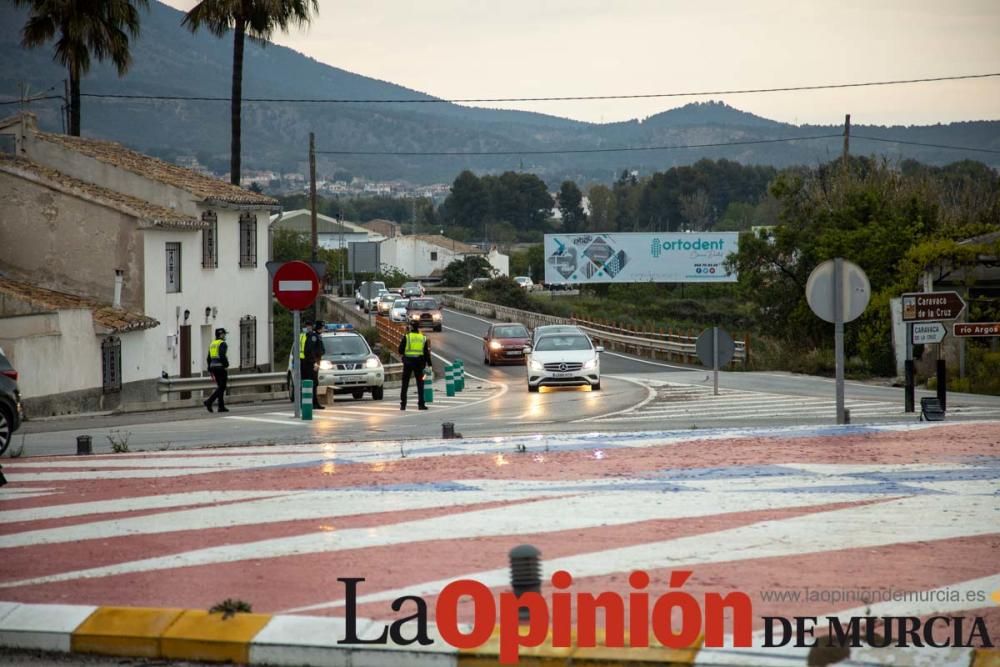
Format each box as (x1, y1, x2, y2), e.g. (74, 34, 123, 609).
(225, 416, 311, 426)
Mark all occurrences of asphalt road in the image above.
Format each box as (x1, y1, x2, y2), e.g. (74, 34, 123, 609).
(9, 305, 1000, 458)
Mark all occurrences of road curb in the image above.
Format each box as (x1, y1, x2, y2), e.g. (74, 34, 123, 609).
(0, 602, 996, 665)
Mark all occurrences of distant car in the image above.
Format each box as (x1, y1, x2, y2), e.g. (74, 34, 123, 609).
(401, 282, 425, 298)
(483, 322, 531, 365)
(287, 326, 384, 402)
(376, 293, 398, 316)
(467, 277, 490, 290)
(530, 324, 584, 347)
(365, 288, 390, 313)
(359, 281, 387, 312)
(0, 347, 24, 455)
(514, 276, 535, 290)
(406, 297, 443, 331)
(526, 333, 603, 392)
(389, 298, 410, 322)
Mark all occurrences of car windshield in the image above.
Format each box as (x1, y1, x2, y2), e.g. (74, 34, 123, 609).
(535, 326, 577, 339)
(392, 300, 408, 308)
(322, 335, 370, 358)
(409, 300, 437, 309)
(494, 325, 528, 338)
(380, 295, 396, 302)
(534, 335, 591, 352)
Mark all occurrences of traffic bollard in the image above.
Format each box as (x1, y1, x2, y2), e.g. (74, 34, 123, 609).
(76, 435, 93, 455)
(456, 360, 465, 392)
(423, 367, 434, 404)
(445, 363, 455, 397)
(301, 379, 313, 421)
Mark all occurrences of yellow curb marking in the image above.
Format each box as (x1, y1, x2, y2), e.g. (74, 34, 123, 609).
(160, 610, 272, 664)
(72, 607, 185, 658)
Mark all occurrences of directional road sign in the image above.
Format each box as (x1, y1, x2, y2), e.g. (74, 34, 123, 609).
(954, 322, 1000, 337)
(901, 291, 966, 322)
(272, 260, 320, 310)
(911, 322, 947, 345)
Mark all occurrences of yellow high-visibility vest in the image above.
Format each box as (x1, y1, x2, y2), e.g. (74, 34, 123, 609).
(208, 338, 225, 366)
(299, 332, 307, 359)
(404, 332, 426, 357)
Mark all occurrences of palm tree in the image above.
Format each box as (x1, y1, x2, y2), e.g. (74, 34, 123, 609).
(14, 0, 148, 136)
(183, 0, 318, 186)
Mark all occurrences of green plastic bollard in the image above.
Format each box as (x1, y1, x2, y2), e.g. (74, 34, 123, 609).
(445, 363, 455, 397)
(301, 379, 313, 421)
(423, 367, 434, 404)
(456, 360, 465, 392)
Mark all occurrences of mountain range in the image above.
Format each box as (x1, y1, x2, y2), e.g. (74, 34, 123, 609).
(3, 0, 998, 185)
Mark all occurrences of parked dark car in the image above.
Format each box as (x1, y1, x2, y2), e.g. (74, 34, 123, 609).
(0, 348, 24, 456)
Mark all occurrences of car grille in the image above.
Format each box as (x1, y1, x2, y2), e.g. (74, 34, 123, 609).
(336, 362, 363, 370)
(544, 362, 583, 372)
(419, 313, 433, 320)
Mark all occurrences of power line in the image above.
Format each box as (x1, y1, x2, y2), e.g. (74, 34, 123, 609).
(852, 134, 1000, 155)
(315, 134, 843, 156)
(0, 94, 63, 106)
(70, 72, 1000, 105)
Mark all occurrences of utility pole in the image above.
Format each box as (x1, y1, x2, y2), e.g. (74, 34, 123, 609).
(63, 80, 70, 134)
(338, 211, 345, 296)
(309, 132, 318, 263)
(842, 114, 851, 169)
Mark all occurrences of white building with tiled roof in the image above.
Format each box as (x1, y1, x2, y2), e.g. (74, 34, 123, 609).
(271, 210, 384, 249)
(378, 234, 509, 279)
(0, 113, 277, 414)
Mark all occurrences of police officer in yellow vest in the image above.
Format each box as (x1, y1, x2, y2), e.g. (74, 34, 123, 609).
(298, 320, 325, 410)
(204, 328, 229, 413)
(398, 320, 430, 410)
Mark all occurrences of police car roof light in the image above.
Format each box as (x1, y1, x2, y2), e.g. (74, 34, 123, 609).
(324, 323, 354, 331)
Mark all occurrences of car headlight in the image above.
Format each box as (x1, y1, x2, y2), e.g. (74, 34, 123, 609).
(365, 356, 381, 369)
(489, 340, 502, 350)
(432, 312, 441, 319)
(582, 358, 597, 370)
(410, 313, 419, 319)
(529, 359, 544, 371)
(319, 360, 334, 370)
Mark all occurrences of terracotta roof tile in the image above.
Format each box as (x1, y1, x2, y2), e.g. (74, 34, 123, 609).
(0, 155, 204, 229)
(36, 131, 277, 208)
(0, 277, 158, 333)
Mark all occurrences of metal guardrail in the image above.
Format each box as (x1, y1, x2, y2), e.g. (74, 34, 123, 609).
(157, 372, 287, 394)
(442, 295, 747, 365)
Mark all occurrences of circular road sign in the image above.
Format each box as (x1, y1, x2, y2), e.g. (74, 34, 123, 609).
(696, 327, 735, 368)
(272, 260, 320, 310)
(806, 259, 871, 324)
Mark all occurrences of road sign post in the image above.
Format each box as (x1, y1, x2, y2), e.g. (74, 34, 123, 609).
(899, 291, 966, 413)
(696, 327, 735, 396)
(806, 258, 871, 425)
(272, 261, 321, 421)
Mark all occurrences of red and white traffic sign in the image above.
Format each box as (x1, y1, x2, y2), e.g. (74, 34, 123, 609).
(272, 260, 320, 310)
(954, 322, 1000, 337)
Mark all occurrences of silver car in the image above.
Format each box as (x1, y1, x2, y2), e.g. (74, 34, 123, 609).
(389, 298, 410, 322)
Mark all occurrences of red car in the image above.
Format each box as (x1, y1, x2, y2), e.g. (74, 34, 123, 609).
(483, 323, 531, 365)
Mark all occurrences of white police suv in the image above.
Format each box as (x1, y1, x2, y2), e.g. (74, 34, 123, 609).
(288, 324, 385, 401)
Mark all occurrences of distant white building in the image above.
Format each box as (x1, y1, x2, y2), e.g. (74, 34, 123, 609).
(271, 210, 384, 249)
(379, 235, 509, 279)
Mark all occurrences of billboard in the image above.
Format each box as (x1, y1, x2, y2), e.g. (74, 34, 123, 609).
(544, 232, 739, 284)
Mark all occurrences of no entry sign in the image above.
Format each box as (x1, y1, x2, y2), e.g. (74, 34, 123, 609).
(272, 260, 320, 310)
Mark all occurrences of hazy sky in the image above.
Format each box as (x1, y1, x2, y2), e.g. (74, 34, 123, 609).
(160, 0, 1000, 126)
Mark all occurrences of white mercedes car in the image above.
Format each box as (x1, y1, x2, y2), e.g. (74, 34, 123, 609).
(525, 332, 603, 392)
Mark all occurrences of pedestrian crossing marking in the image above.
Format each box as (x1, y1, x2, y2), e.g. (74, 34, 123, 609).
(589, 381, 1000, 423)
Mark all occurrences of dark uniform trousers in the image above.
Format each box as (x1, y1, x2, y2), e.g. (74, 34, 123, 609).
(207, 367, 228, 409)
(400, 357, 426, 409)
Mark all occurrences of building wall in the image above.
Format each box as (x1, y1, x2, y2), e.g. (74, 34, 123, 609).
(380, 237, 469, 277)
(487, 249, 510, 277)
(142, 209, 271, 380)
(319, 232, 370, 250)
(0, 310, 101, 398)
(0, 173, 145, 310)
